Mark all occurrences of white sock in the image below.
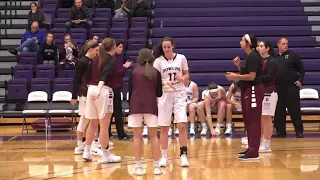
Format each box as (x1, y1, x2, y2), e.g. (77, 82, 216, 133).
(102, 149, 110, 156)
(190, 123, 195, 129)
(161, 149, 167, 158)
(136, 160, 142, 166)
(202, 123, 207, 129)
(226, 123, 232, 128)
(77, 140, 82, 147)
(216, 123, 222, 128)
(264, 139, 271, 149)
(154, 160, 160, 167)
(84, 144, 91, 152)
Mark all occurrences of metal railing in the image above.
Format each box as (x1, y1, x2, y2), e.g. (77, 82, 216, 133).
(1, 0, 23, 47)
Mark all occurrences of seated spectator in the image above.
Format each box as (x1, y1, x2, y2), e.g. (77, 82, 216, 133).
(65, 0, 92, 32)
(28, 2, 51, 30)
(115, 0, 135, 18)
(92, 35, 99, 43)
(130, 0, 151, 17)
(117, 0, 150, 18)
(8, 21, 45, 55)
(59, 33, 79, 66)
(95, 0, 115, 9)
(38, 32, 58, 65)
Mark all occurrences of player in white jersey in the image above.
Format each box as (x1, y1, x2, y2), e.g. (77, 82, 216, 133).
(197, 82, 227, 136)
(226, 81, 242, 135)
(184, 77, 199, 135)
(153, 37, 190, 167)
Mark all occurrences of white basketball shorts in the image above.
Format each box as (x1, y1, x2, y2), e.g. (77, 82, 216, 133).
(158, 90, 187, 126)
(262, 92, 278, 116)
(78, 96, 87, 116)
(128, 113, 158, 128)
(85, 85, 114, 120)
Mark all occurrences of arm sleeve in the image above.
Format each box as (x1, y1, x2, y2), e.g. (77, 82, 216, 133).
(181, 55, 189, 71)
(27, 12, 33, 25)
(293, 53, 305, 82)
(37, 10, 45, 23)
(69, 8, 73, 22)
(59, 46, 66, 61)
(85, 8, 91, 20)
(72, 60, 86, 99)
(99, 59, 116, 81)
(54, 45, 58, 63)
(38, 32, 46, 45)
(21, 33, 27, 44)
(156, 70, 163, 97)
(247, 54, 260, 73)
(38, 45, 44, 64)
(128, 74, 133, 101)
(261, 58, 277, 83)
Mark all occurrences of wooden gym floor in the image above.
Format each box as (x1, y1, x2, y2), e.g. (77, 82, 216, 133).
(0, 121, 320, 179)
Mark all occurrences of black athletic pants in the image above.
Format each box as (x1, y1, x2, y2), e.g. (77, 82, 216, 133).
(109, 88, 127, 139)
(274, 85, 304, 134)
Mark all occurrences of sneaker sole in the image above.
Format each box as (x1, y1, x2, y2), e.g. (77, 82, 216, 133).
(154, 171, 163, 175)
(181, 164, 189, 167)
(259, 150, 272, 153)
(100, 160, 121, 164)
(74, 152, 83, 155)
(238, 157, 260, 161)
(83, 158, 92, 161)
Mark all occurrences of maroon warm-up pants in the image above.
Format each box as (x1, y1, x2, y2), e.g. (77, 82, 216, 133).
(241, 84, 264, 157)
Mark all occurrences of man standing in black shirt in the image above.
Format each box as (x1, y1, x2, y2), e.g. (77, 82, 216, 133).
(274, 37, 304, 138)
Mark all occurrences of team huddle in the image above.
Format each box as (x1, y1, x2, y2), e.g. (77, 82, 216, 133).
(71, 33, 279, 175)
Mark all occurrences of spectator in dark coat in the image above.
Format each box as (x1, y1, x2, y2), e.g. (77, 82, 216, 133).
(28, 2, 51, 30)
(59, 33, 79, 66)
(38, 32, 58, 65)
(65, 0, 92, 32)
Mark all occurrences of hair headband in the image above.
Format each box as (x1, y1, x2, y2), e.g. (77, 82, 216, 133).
(244, 34, 252, 46)
(209, 88, 218, 93)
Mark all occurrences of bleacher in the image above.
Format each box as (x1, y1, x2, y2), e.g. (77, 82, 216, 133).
(0, 0, 319, 128)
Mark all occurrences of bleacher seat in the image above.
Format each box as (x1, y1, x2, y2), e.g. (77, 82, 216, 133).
(127, 39, 146, 51)
(13, 65, 34, 81)
(53, 78, 73, 93)
(129, 28, 148, 39)
(18, 52, 38, 66)
(112, 17, 129, 29)
(6, 79, 28, 102)
(93, 18, 110, 29)
(36, 65, 55, 80)
(131, 17, 148, 29)
(58, 66, 75, 79)
(90, 28, 108, 40)
(94, 8, 112, 19)
(300, 89, 320, 114)
(110, 28, 128, 41)
(30, 78, 52, 98)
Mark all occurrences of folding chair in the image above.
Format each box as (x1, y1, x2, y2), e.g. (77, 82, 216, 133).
(48, 91, 75, 131)
(22, 91, 49, 135)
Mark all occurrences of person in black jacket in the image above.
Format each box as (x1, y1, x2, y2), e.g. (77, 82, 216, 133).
(38, 32, 58, 65)
(28, 2, 51, 30)
(274, 37, 304, 138)
(65, 0, 92, 33)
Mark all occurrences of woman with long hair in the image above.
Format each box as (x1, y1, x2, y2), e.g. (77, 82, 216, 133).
(225, 80, 242, 135)
(28, 1, 50, 30)
(108, 40, 132, 140)
(38, 32, 58, 65)
(82, 38, 121, 163)
(226, 34, 264, 160)
(153, 36, 190, 167)
(71, 40, 99, 155)
(128, 48, 163, 175)
(59, 33, 79, 66)
(258, 41, 278, 153)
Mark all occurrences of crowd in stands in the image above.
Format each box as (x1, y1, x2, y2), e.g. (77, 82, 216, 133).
(8, 0, 151, 66)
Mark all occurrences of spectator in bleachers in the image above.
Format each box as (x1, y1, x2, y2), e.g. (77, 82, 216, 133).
(8, 21, 45, 55)
(92, 35, 99, 43)
(95, 0, 115, 9)
(28, 2, 51, 31)
(116, 0, 151, 18)
(59, 33, 79, 66)
(65, 0, 92, 32)
(38, 32, 58, 65)
(225, 81, 241, 135)
(109, 40, 132, 140)
(197, 82, 227, 136)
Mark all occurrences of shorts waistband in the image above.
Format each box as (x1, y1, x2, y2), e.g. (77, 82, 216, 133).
(88, 85, 112, 91)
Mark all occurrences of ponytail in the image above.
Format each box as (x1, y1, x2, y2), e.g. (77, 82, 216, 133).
(98, 44, 106, 68)
(99, 38, 116, 68)
(144, 61, 152, 80)
(137, 48, 155, 80)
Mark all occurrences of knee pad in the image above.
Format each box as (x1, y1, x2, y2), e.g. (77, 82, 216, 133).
(77, 115, 89, 132)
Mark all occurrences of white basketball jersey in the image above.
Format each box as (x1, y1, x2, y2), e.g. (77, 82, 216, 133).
(186, 81, 195, 102)
(153, 53, 189, 91)
(231, 91, 241, 102)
